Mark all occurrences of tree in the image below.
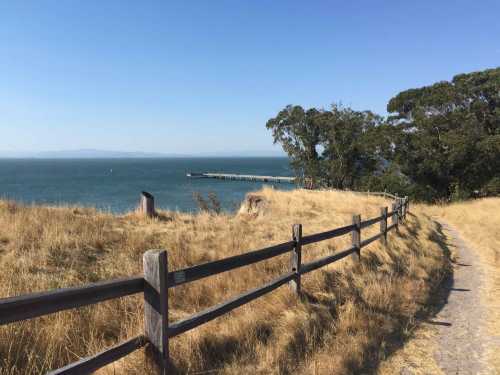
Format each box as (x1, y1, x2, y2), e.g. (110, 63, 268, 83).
(267, 104, 383, 189)
(266, 105, 323, 187)
(267, 67, 499, 201)
(319, 105, 382, 189)
(387, 67, 500, 200)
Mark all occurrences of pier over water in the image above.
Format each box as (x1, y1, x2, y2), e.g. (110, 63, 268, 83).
(187, 172, 296, 184)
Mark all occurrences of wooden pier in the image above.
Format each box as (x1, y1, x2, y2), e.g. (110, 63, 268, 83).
(187, 172, 296, 184)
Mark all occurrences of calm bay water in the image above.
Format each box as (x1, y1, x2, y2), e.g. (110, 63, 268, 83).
(0, 158, 292, 213)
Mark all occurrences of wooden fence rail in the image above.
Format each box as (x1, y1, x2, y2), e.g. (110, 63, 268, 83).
(0, 194, 409, 374)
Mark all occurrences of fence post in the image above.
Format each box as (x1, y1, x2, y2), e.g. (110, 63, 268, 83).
(380, 207, 388, 245)
(143, 250, 169, 375)
(290, 224, 302, 295)
(140, 191, 156, 217)
(392, 202, 398, 232)
(351, 215, 361, 262)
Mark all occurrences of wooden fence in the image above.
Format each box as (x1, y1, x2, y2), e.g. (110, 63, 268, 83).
(0, 194, 409, 374)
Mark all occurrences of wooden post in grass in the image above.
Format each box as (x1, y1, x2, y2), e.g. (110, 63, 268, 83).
(140, 191, 155, 217)
(351, 215, 361, 262)
(392, 202, 398, 232)
(380, 207, 388, 245)
(290, 224, 302, 295)
(143, 250, 169, 375)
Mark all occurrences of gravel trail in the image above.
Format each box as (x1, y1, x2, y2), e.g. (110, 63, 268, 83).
(432, 220, 491, 375)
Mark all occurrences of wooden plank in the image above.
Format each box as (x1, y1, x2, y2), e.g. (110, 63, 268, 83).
(47, 335, 146, 375)
(167, 241, 294, 287)
(143, 250, 169, 374)
(387, 222, 398, 231)
(365, 192, 385, 197)
(351, 215, 361, 262)
(140, 191, 155, 217)
(391, 202, 399, 231)
(397, 199, 403, 223)
(0, 277, 144, 326)
(168, 272, 295, 338)
(360, 233, 383, 248)
(380, 207, 388, 245)
(359, 215, 383, 229)
(290, 224, 302, 294)
(384, 193, 398, 199)
(301, 224, 355, 245)
(363, 191, 397, 199)
(300, 246, 357, 274)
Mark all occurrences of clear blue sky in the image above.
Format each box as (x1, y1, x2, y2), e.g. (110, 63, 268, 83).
(1, 0, 499, 155)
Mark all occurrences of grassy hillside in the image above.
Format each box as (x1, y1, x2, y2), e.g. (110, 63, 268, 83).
(0, 188, 449, 374)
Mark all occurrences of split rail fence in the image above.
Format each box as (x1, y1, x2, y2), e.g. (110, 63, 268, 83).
(0, 193, 409, 374)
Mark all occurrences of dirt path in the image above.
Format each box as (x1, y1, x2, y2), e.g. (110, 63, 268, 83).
(378, 218, 492, 375)
(432, 220, 490, 375)
(379, 217, 500, 375)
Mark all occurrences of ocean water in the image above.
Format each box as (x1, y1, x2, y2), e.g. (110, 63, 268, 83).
(0, 158, 293, 213)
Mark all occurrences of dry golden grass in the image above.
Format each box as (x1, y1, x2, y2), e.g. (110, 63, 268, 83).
(0, 188, 449, 374)
(426, 198, 500, 373)
(376, 324, 444, 375)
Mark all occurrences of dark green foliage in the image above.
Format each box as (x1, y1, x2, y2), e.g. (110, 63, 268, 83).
(387, 67, 500, 200)
(359, 165, 412, 197)
(319, 105, 383, 189)
(265, 105, 322, 187)
(483, 177, 500, 196)
(266, 104, 384, 189)
(267, 67, 499, 201)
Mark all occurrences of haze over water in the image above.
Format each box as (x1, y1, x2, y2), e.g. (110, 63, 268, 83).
(0, 157, 292, 213)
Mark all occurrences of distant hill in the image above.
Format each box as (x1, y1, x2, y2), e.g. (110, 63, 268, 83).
(0, 149, 178, 158)
(0, 149, 286, 158)
(192, 149, 286, 157)
(34, 149, 177, 158)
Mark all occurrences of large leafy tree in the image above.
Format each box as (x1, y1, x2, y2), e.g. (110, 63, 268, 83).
(267, 67, 499, 200)
(267, 104, 383, 189)
(387, 67, 500, 200)
(266, 105, 323, 187)
(319, 105, 382, 189)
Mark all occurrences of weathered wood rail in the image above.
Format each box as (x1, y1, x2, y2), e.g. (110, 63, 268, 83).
(187, 172, 296, 184)
(0, 194, 409, 374)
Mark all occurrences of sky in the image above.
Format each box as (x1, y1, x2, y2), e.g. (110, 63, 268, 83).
(0, 0, 499, 155)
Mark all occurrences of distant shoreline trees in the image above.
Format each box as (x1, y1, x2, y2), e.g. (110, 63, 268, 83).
(266, 67, 500, 201)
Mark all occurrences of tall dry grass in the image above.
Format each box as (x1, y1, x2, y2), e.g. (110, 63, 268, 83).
(0, 188, 448, 374)
(427, 198, 500, 373)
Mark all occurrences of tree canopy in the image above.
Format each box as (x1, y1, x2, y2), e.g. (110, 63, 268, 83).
(266, 104, 384, 190)
(387, 67, 500, 200)
(267, 67, 500, 201)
